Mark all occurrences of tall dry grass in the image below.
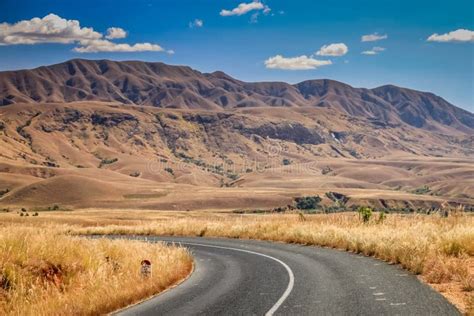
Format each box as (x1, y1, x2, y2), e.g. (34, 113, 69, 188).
(0, 226, 193, 316)
(72, 212, 474, 313)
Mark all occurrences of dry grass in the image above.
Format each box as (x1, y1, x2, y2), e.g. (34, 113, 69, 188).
(0, 210, 472, 314)
(0, 225, 193, 316)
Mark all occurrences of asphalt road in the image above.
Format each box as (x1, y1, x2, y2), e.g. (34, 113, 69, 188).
(114, 236, 459, 316)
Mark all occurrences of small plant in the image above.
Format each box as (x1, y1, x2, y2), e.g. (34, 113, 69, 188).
(0, 188, 10, 197)
(298, 211, 307, 222)
(32, 212, 39, 217)
(21, 208, 27, 212)
(164, 167, 174, 175)
(282, 158, 292, 166)
(377, 211, 386, 224)
(294, 196, 322, 210)
(358, 206, 373, 223)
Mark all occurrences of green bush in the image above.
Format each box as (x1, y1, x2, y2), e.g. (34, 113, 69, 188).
(164, 167, 174, 175)
(294, 196, 322, 210)
(358, 206, 373, 223)
(282, 158, 291, 166)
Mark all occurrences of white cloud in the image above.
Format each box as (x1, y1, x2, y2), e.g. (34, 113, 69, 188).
(220, 1, 266, 16)
(0, 13, 101, 45)
(189, 19, 203, 28)
(427, 29, 474, 43)
(105, 27, 127, 39)
(0, 13, 170, 53)
(74, 39, 165, 53)
(361, 46, 385, 55)
(265, 55, 332, 70)
(316, 43, 348, 56)
(361, 33, 388, 42)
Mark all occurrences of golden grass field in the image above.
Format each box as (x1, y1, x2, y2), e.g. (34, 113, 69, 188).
(0, 209, 473, 314)
(0, 225, 193, 316)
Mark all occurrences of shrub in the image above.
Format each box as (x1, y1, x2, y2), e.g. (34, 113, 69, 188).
(321, 166, 332, 175)
(412, 185, 431, 195)
(164, 167, 174, 175)
(294, 196, 322, 210)
(99, 158, 118, 168)
(377, 211, 386, 224)
(129, 171, 141, 177)
(358, 206, 373, 223)
(282, 158, 291, 166)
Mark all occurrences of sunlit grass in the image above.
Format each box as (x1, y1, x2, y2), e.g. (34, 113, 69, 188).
(0, 226, 193, 315)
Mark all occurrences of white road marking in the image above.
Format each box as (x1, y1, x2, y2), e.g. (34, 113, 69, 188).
(175, 241, 295, 316)
(390, 302, 406, 306)
(375, 298, 387, 301)
(373, 292, 385, 296)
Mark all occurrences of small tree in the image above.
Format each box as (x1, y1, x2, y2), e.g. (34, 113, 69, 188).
(358, 206, 373, 223)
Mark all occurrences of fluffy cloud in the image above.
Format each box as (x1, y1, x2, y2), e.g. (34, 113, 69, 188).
(265, 55, 332, 70)
(427, 29, 474, 43)
(74, 39, 166, 53)
(316, 43, 348, 56)
(0, 13, 101, 45)
(189, 19, 203, 28)
(361, 46, 385, 55)
(105, 27, 127, 39)
(220, 1, 267, 16)
(0, 13, 170, 53)
(361, 33, 388, 42)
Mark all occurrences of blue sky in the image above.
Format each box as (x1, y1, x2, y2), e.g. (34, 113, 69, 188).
(0, 0, 473, 111)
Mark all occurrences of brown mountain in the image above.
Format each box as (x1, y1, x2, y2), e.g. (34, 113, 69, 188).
(1, 59, 472, 133)
(0, 59, 472, 210)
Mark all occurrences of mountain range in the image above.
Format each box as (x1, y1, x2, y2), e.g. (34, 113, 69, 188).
(1, 59, 472, 133)
(0, 59, 472, 210)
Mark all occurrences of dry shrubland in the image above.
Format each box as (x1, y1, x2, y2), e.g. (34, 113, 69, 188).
(0, 226, 193, 315)
(70, 211, 474, 314)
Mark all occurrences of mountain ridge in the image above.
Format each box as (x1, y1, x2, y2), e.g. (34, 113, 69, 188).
(0, 58, 472, 134)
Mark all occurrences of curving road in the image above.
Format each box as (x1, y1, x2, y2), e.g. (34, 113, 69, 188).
(113, 236, 459, 316)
